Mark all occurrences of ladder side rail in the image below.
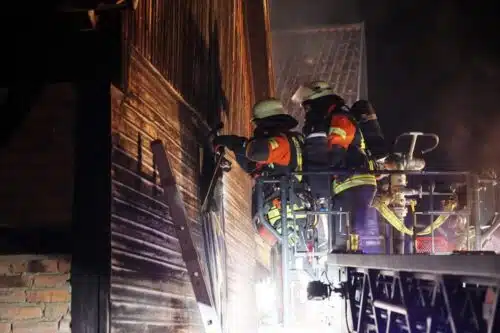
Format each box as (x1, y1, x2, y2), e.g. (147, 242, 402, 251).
(151, 140, 222, 333)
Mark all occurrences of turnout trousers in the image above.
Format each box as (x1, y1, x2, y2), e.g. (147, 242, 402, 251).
(331, 184, 378, 252)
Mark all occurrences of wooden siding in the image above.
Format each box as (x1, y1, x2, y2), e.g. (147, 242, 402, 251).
(122, 0, 253, 137)
(111, 0, 261, 331)
(111, 52, 202, 333)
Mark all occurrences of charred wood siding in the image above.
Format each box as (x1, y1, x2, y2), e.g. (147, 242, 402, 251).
(122, 0, 253, 136)
(111, 0, 260, 332)
(111, 51, 202, 333)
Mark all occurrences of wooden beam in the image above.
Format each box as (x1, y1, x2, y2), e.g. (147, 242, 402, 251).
(244, 0, 275, 101)
(71, 30, 112, 333)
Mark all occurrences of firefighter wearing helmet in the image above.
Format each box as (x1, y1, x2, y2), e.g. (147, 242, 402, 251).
(213, 98, 307, 246)
(292, 81, 378, 252)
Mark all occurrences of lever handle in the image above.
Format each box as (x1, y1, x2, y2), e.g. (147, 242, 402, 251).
(394, 132, 440, 159)
(420, 133, 439, 155)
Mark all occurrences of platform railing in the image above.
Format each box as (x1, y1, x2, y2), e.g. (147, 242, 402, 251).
(254, 170, 481, 253)
(253, 169, 500, 328)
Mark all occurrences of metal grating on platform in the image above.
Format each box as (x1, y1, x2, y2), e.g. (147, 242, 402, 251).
(327, 253, 500, 279)
(271, 23, 366, 128)
(328, 253, 500, 333)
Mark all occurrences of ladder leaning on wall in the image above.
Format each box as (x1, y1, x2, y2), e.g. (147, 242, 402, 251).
(151, 139, 222, 333)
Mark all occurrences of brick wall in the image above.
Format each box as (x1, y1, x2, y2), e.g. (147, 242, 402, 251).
(0, 256, 71, 333)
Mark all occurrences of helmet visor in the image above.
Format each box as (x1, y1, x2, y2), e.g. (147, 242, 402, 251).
(291, 85, 315, 105)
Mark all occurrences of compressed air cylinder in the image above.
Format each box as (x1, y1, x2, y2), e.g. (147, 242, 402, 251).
(350, 100, 388, 161)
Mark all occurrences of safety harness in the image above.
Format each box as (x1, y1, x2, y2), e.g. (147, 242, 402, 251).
(256, 133, 307, 244)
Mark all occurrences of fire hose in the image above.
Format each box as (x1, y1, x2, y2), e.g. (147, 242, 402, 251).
(371, 196, 457, 236)
(371, 131, 452, 236)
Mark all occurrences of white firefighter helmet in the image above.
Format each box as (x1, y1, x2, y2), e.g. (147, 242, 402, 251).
(252, 98, 286, 121)
(291, 81, 334, 105)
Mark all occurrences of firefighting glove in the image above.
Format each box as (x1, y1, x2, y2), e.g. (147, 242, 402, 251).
(213, 135, 247, 154)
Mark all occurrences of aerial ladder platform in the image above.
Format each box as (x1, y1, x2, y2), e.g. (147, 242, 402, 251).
(151, 130, 500, 333)
(253, 132, 500, 333)
(255, 169, 500, 333)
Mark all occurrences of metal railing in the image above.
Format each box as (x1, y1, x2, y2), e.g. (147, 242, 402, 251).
(254, 170, 486, 253)
(253, 169, 499, 327)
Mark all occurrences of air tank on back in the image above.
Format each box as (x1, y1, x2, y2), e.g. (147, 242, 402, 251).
(350, 100, 389, 162)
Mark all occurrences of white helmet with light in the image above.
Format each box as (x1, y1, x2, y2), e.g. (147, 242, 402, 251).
(252, 98, 286, 121)
(251, 98, 298, 130)
(291, 81, 334, 105)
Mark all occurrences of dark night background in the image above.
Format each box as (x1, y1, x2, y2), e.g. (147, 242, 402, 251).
(271, 0, 500, 172)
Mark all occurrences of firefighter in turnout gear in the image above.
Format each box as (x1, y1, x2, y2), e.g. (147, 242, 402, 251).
(213, 98, 307, 246)
(292, 81, 378, 252)
(350, 100, 389, 163)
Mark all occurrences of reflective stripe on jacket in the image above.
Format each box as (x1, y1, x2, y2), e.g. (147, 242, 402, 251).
(332, 131, 377, 195)
(251, 132, 304, 183)
(266, 203, 307, 225)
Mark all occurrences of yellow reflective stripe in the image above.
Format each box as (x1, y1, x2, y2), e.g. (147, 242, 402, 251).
(328, 127, 347, 139)
(267, 207, 280, 222)
(269, 138, 279, 150)
(333, 174, 377, 194)
(368, 160, 375, 171)
(359, 131, 366, 150)
(266, 204, 307, 225)
(269, 213, 307, 224)
(291, 136, 303, 182)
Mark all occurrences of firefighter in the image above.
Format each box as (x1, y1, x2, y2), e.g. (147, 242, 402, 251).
(292, 81, 378, 252)
(350, 100, 389, 162)
(212, 98, 307, 246)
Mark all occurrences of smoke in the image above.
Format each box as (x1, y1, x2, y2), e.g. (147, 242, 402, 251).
(270, 0, 361, 29)
(432, 54, 500, 171)
(270, 0, 500, 171)
(360, 0, 500, 171)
